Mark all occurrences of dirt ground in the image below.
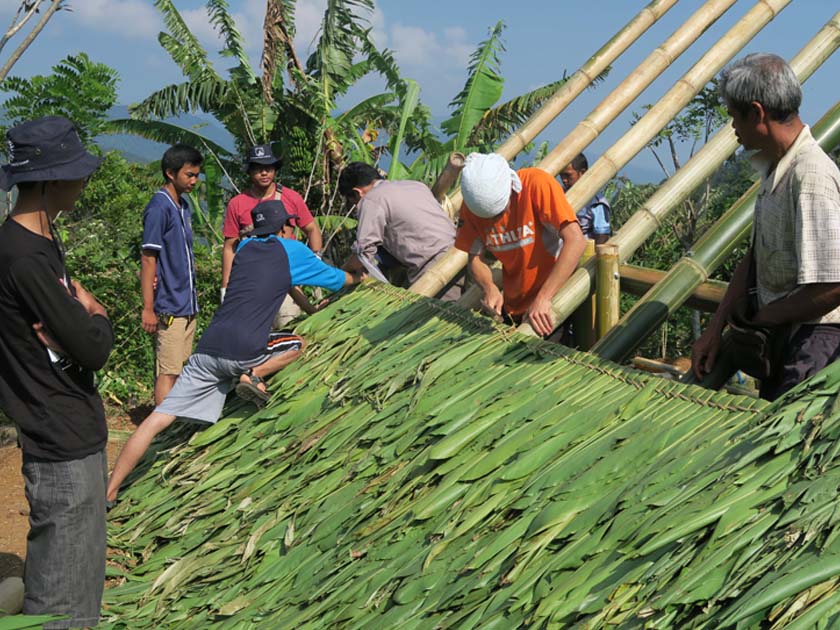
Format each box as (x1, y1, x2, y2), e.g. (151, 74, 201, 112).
(0, 407, 149, 581)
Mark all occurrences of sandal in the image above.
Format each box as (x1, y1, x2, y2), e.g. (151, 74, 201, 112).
(235, 369, 271, 408)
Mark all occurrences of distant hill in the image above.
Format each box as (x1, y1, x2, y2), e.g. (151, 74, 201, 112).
(97, 105, 235, 163)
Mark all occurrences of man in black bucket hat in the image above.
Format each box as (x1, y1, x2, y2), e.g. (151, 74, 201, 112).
(221, 143, 323, 325)
(0, 116, 114, 628)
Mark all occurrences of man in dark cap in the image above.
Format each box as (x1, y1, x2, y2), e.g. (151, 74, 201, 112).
(221, 143, 324, 325)
(107, 199, 364, 502)
(0, 116, 112, 628)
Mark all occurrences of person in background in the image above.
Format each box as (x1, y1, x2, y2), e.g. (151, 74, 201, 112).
(108, 199, 364, 502)
(559, 152, 611, 244)
(692, 53, 840, 400)
(455, 153, 587, 337)
(221, 143, 323, 325)
(141, 144, 202, 406)
(337, 161, 463, 301)
(0, 116, 113, 628)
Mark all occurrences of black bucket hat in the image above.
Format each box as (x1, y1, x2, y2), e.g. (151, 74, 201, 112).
(245, 143, 281, 168)
(0, 116, 101, 191)
(251, 199, 298, 236)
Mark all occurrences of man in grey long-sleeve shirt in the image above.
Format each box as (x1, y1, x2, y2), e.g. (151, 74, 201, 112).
(338, 162, 463, 300)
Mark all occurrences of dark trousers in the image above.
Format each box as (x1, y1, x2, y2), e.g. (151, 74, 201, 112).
(22, 449, 107, 629)
(760, 324, 840, 401)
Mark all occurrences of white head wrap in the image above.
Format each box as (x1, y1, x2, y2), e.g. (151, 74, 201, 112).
(460, 153, 522, 218)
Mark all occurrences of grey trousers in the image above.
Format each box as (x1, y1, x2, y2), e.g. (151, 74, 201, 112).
(22, 449, 107, 629)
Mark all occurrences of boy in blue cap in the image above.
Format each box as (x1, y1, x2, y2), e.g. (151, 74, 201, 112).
(107, 199, 364, 501)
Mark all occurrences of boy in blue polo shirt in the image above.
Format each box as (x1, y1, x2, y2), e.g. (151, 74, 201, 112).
(141, 144, 203, 405)
(107, 200, 365, 501)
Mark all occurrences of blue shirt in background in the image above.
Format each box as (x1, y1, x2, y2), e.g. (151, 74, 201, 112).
(141, 189, 198, 317)
(576, 193, 611, 240)
(197, 238, 345, 361)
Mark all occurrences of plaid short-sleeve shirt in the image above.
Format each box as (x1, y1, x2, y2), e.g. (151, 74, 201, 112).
(751, 126, 840, 323)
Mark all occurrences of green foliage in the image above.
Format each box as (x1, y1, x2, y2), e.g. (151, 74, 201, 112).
(440, 21, 506, 153)
(59, 152, 221, 405)
(0, 52, 118, 145)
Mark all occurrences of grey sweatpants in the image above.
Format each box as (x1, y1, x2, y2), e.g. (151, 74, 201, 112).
(22, 448, 107, 629)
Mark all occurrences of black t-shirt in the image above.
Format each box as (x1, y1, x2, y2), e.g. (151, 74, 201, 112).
(0, 219, 113, 460)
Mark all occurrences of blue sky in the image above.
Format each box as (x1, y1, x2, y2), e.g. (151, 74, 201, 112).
(1, 0, 838, 181)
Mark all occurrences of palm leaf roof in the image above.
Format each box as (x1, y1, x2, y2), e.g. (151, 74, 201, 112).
(99, 283, 840, 628)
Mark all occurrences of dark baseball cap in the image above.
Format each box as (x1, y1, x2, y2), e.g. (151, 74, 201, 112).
(245, 143, 281, 167)
(251, 200, 298, 236)
(0, 116, 101, 191)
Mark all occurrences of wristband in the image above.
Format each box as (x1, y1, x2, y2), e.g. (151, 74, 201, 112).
(220, 287, 227, 303)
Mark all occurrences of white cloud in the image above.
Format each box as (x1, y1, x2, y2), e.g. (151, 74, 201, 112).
(293, 0, 328, 56)
(68, 0, 161, 39)
(389, 22, 472, 71)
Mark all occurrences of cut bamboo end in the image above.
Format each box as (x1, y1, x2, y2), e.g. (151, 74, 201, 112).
(596, 244, 621, 339)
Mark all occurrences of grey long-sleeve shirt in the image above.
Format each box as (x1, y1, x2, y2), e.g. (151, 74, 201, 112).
(354, 180, 456, 283)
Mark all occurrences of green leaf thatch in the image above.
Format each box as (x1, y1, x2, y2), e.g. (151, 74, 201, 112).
(100, 282, 840, 628)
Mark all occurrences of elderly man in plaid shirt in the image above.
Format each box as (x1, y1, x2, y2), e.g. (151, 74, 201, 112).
(692, 53, 840, 400)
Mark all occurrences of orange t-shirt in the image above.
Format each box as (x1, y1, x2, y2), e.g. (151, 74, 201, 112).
(454, 168, 578, 315)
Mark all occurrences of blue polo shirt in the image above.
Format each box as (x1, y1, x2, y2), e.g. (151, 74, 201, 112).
(196, 238, 346, 360)
(142, 189, 198, 317)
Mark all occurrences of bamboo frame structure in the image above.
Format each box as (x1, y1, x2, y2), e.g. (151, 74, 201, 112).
(414, 0, 774, 300)
(519, 10, 840, 336)
(593, 99, 840, 363)
(409, 0, 679, 297)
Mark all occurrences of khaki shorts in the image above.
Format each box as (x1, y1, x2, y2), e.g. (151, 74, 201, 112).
(155, 315, 196, 376)
(272, 294, 302, 329)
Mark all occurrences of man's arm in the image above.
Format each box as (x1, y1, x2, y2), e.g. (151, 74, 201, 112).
(525, 221, 587, 336)
(301, 221, 323, 255)
(221, 237, 237, 289)
(342, 255, 365, 273)
(140, 251, 158, 334)
(289, 286, 317, 315)
(468, 254, 503, 317)
(691, 250, 752, 379)
(11, 258, 114, 370)
(753, 283, 840, 327)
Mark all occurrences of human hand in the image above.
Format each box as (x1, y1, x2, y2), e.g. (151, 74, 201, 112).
(32, 322, 65, 354)
(141, 307, 158, 334)
(525, 295, 555, 337)
(480, 286, 504, 319)
(71, 280, 107, 318)
(691, 328, 722, 380)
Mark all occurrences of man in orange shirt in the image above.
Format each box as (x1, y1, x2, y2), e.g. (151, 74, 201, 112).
(455, 153, 586, 336)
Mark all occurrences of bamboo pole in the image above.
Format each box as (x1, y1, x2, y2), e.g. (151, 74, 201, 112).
(431, 152, 465, 208)
(619, 264, 727, 313)
(539, 0, 738, 179)
(596, 244, 621, 338)
(521, 10, 840, 335)
(593, 98, 840, 363)
(409, 0, 679, 297)
(572, 239, 598, 349)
